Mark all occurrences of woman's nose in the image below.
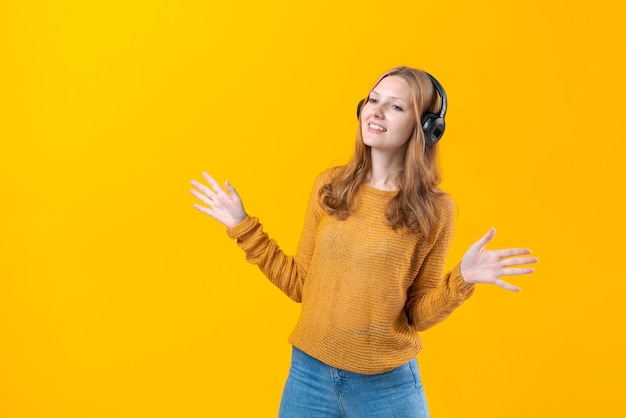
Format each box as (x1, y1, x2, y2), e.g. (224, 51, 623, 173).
(370, 103, 383, 118)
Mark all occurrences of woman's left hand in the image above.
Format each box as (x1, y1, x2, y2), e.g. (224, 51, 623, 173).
(461, 228, 538, 292)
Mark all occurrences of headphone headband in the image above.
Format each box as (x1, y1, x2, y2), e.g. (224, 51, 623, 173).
(356, 72, 447, 146)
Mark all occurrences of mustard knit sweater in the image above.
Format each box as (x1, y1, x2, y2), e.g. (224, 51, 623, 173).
(227, 168, 475, 374)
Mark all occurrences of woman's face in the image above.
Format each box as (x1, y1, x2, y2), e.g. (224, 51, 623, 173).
(360, 75, 416, 155)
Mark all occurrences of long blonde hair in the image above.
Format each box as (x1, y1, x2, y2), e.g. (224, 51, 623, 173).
(319, 66, 445, 239)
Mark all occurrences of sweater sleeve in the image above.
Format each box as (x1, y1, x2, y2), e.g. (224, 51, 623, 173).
(404, 194, 476, 332)
(225, 171, 329, 302)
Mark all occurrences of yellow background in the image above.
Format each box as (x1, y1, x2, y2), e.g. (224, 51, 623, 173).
(1, 0, 625, 416)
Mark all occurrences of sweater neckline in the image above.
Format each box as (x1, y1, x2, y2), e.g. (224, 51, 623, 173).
(361, 183, 399, 197)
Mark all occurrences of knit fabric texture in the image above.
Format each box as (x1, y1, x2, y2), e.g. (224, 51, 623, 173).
(227, 168, 475, 374)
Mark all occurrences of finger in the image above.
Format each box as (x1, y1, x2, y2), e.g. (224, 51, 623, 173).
(501, 256, 539, 267)
(495, 278, 521, 292)
(224, 180, 238, 196)
(190, 189, 213, 206)
(494, 248, 533, 258)
(193, 203, 213, 216)
(202, 172, 226, 195)
(190, 180, 216, 198)
(469, 227, 496, 252)
(501, 267, 536, 276)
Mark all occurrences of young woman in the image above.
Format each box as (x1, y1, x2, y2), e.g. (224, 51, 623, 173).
(190, 66, 537, 417)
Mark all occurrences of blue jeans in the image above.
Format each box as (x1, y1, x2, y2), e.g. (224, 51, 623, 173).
(278, 346, 430, 418)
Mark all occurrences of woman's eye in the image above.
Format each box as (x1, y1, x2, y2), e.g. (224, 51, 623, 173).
(392, 105, 403, 111)
(368, 98, 377, 104)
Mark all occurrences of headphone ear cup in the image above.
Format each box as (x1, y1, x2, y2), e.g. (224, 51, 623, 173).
(421, 112, 445, 146)
(356, 99, 365, 119)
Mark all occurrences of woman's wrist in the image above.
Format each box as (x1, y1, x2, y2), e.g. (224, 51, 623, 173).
(460, 263, 476, 284)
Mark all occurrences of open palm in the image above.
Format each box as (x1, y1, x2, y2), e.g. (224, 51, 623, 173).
(461, 228, 538, 292)
(190, 172, 247, 228)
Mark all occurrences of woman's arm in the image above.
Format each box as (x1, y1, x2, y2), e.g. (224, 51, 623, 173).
(190, 172, 325, 302)
(405, 196, 538, 332)
(404, 196, 474, 331)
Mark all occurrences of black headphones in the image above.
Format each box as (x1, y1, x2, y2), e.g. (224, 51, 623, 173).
(356, 72, 447, 146)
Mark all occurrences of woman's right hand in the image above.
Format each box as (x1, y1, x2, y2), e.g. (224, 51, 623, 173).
(190, 172, 247, 228)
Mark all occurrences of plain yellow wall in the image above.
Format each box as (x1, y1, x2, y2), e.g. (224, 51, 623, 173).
(1, 0, 625, 416)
